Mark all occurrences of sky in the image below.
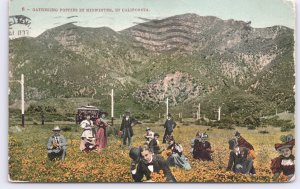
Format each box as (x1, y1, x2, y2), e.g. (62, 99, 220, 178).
(9, 0, 295, 38)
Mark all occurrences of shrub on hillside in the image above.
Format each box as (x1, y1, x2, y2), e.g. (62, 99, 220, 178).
(258, 130, 269, 134)
(61, 126, 72, 132)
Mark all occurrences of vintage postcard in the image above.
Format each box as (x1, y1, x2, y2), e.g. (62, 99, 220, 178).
(8, 0, 295, 183)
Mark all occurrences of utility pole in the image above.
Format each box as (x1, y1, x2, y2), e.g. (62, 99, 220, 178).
(21, 74, 25, 127)
(179, 112, 182, 122)
(111, 89, 114, 127)
(9, 74, 25, 127)
(218, 106, 221, 121)
(166, 97, 169, 118)
(198, 103, 201, 120)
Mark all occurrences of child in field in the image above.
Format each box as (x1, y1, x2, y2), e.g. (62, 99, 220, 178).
(271, 134, 295, 182)
(144, 127, 154, 144)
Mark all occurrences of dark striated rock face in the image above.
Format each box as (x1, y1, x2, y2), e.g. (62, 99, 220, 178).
(9, 13, 294, 113)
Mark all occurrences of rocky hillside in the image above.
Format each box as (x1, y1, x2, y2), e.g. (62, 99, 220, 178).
(9, 13, 295, 117)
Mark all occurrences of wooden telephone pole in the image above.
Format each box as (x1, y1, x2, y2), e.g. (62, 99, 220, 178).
(111, 89, 114, 126)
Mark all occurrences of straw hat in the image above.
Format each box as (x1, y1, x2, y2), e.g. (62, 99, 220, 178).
(52, 126, 61, 131)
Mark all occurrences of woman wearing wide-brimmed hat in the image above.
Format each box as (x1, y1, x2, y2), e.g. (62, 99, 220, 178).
(47, 126, 67, 161)
(271, 134, 295, 182)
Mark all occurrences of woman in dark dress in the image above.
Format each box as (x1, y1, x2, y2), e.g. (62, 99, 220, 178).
(271, 134, 295, 182)
(192, 132, 213, 161)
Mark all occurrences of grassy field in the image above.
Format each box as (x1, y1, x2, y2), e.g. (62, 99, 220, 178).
(8, 119, 294, 183)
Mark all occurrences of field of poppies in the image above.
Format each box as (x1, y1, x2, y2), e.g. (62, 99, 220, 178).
(8, 120, 292, 183)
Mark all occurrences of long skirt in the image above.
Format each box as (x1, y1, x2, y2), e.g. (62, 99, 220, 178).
(167, 153, 191, 170)
(96, 127, 107, 150)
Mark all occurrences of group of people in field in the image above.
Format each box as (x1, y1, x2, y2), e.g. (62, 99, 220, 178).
(127, 113, 295, 182)
(46, 111, 295, 182)
(79, 112, 109, 153)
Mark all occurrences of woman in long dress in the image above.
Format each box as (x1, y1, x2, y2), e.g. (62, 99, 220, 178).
(167, 136, 191, 170)
(95, 112, 109, 153)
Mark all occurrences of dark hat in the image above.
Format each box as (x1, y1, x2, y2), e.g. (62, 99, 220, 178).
(129, 147, 141, 163)
(275, 134, 295, 151)
(228, 138, 238, 150)
(125, 111, 131, 115)
(167, 113, 172, 117)
(235, 131, 241, 137)
(154, 133, 159, 137)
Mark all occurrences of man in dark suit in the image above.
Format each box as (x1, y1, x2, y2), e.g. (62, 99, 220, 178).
(163, 113, 176, 144)
(120, 111, 138, 146)
(130, 146, 177, 182)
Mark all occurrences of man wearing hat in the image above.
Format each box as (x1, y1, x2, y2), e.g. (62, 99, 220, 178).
(163, 113, 176, 144)
(226, 138, 253, 174)
(271, 134, 295, 182)
(129, 147, 142, 182)
(120, 111, 138, 146)
(47, 126, 67, 161)
(144, 127, 154, 144)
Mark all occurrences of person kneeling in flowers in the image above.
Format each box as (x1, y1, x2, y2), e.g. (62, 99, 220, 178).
(271, 134, 295, 182)
(47, 126, 67, 161)
(234, 131, 256, 175)
(167, 136, 191, 170)
(226, 138, 253, 174)
(192, 132, 213, 161)
(129, 146, 177, 182)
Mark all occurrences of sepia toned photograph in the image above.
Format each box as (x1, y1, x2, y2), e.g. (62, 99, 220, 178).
(8, 0, 295, 183)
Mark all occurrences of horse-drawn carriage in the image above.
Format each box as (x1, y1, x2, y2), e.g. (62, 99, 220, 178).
(75, 106, 99, 124)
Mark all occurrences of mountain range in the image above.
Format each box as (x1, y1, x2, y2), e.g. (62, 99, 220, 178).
(9, 13, 295, 119)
